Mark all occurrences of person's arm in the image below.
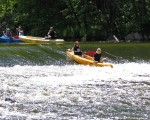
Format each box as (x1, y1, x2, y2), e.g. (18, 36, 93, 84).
(102, 57, 108, 61)
(71, 47, 75, 51)
(47, 30, 50, 35)
(3, 31, 6, 35)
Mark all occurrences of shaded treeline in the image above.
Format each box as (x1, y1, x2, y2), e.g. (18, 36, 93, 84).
(0, 0, 150, 41)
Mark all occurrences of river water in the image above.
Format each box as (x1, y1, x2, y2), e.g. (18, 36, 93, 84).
(0, 43, 149, 119)
(0, 63, 149, 120)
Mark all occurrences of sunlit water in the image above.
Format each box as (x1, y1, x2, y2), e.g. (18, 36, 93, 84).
(0, 63, 150, 120)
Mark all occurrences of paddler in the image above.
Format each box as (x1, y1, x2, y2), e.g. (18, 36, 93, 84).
(94, 48, 108, 63)
(71, 41, 82, 55)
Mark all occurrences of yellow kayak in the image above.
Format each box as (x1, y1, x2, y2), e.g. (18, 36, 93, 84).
(19, 36, 64, 43)
(66, 50, 113, 68)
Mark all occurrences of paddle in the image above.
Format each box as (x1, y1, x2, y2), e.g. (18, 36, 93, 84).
(105, 51, 122, 59)
(105, 51, 127, 63)
(86, 51, 95, 56)
(86, 50, 117, 58)
(13, 36, 19, 39)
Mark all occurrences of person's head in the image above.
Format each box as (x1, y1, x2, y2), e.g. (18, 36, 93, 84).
(18, 26, 22, 30)
(96, 48, 101, 54)
(6, 28, 10, 31)
(50, 27, 54, 30)
(74, 41, 79, 46)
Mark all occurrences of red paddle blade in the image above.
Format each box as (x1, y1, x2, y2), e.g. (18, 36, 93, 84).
(87, 51, 95, 56)
(13, 36, 19, 39)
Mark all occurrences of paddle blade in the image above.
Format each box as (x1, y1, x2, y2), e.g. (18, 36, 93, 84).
(87, 51, 95, 56)
(13, 36, 19, 39)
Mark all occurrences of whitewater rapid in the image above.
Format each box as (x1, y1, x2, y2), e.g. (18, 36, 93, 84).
(0, 63, 149, 119)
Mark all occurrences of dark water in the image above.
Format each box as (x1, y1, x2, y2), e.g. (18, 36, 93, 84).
(0, 43, 68, 66)
(0, 42, 149, 119)
(0, 42, 150, 66)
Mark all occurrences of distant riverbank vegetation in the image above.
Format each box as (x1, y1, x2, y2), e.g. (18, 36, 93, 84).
(0, 0, 150, 42)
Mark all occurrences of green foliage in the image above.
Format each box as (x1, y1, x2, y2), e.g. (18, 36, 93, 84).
(0, 0, 150, 41)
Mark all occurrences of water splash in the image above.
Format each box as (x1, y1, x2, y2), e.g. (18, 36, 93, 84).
(0, 63, 149, 119)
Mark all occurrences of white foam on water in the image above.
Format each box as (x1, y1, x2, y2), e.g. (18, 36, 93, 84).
(0, 63, 149, 119)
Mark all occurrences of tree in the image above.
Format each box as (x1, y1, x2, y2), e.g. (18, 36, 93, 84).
(1, 0, 150, 41)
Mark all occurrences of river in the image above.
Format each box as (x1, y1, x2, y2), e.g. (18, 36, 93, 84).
(0, 43, 149, 119)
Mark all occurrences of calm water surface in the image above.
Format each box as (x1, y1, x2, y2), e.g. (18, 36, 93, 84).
(0, 63, 149, 120)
